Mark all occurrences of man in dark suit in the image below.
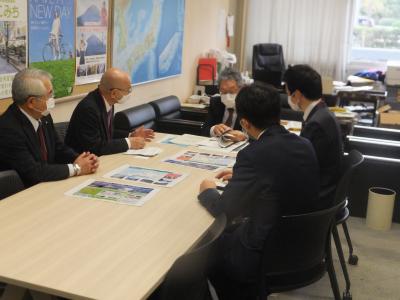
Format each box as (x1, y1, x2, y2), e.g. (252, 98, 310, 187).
(203, 67, 247, 142)
(0, 69, 99, 188)
(283, 65, 343, 208)
(198, 83, 320, 299)
(65, 68, 154, 156)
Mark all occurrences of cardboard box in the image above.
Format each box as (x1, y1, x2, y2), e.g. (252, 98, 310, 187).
(386, 61, 400, 86)
(380, 110, 400, 125)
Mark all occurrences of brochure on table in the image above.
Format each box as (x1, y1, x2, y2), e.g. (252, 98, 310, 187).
(163, 150, 236, 172)
(65, 179, 158, 206)
(104, 165, 187, 187)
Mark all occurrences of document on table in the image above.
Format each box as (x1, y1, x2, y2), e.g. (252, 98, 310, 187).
(124, 147, 162, 157)
(169, 134, 208, 146)
(104, 165, 188, 187)
(65, 179, 159, 206)
(163, 150, 236, 172)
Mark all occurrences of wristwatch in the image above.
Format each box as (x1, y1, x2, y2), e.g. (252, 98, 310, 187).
(73, 163, 81, 176)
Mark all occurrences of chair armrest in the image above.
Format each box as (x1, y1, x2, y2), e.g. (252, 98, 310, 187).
(156, 118, 204, 135)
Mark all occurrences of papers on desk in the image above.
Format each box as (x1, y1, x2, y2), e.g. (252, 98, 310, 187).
(281, 120, 302, 135)
(158, 134, 249, 153)
(124, 147, 162, 158)
(65, 179, 159, 206)
(104, 165, 188, 187)
(163, 150, 236, 172)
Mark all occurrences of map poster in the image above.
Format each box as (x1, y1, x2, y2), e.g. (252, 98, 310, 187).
(65, 179, 159, 206)
(112, 0, 185, 85)
(28, 0, 75, 98)
(76, 0, 108, 85)
(0, 0, 27, 99)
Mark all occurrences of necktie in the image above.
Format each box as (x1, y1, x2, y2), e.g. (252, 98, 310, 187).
(107, 107, 113, 139)
(224, 108, 234, 127)
(37, 121, 48, 161)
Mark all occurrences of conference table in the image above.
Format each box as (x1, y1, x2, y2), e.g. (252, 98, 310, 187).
(0, 133, 236, 300)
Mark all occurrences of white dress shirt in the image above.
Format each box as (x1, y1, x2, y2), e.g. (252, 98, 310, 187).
(303, 99, 321, 121)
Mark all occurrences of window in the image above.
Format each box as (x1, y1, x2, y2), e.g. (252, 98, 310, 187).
(351, 0, 400, 62)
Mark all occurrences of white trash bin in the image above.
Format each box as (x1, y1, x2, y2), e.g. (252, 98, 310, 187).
(366, 187, 396, 231)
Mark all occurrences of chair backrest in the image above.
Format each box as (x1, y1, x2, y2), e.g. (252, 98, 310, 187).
(150, 96, 182, 120)
(252, 43, 285, 88)
(0, 170, 24, 200)
(334, 150, 364, 205)
(113, 103, 157, 137)
(160, 214, 227, 300)
(54, 121, 69, 143)
(261, 201, 343, 277)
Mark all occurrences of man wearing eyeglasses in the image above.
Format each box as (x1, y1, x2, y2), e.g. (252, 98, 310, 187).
(65, 68, 154, 156)
(0, 69, 99, 188)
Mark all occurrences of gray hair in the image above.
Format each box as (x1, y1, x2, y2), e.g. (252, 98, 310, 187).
(218, 67, 243, 87)
(12, 69, 53, 105)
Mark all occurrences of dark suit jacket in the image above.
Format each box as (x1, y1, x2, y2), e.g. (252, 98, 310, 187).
(202, 96, 242, 136)
(0, 103, 78, 187)
(198, 125, 320, 282)
(301, 101, 343, 207)
(65, 89, 128, 156)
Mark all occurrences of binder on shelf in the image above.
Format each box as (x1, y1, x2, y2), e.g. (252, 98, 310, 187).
(197, 58, 217, 85)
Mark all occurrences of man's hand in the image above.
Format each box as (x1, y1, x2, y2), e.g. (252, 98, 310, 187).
(224, 130, 247, 142)
(213, 124, 232, 136)
(74, 152, 99, 175)
(128, 136, 145, 149)
(130, 126, 155, 141)
(216, 169, 233, 181)
(199, 179, 217, 193)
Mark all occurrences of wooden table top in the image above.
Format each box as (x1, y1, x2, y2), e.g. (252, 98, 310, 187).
(0, 133, 234, 300)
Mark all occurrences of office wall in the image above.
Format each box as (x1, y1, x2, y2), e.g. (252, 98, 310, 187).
(0, 0, 232, 122)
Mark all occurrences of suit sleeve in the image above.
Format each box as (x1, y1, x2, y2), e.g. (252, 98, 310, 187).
(0, 128, 70, 187)
(301, 122, 328, 165)
(77, 106, 128, 156)
(198, 149, 258, 221)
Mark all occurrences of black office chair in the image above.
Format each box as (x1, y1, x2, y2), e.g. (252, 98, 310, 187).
(252, 43, 285, 89)
(329, 150, 364, 300)
(158, 214, 227, 300)
(54, 121, 69, 143)
(0, 170, 24, 200)
(150, 96, 205, 135)
(113, 103, 157, 138)
(259, 201, 345, 300)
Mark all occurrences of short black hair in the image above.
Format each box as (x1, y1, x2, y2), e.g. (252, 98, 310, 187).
(283, 64, 322, 100)
(235, 83, 280, 130)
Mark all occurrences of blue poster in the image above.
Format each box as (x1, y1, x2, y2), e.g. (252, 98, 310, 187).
(29, 0, 75, 98)
(112, 0, 185, 85)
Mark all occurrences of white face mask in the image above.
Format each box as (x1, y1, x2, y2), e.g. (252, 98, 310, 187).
(288, 95, 301, 112)
(117, 91, 132, 104)
(34, 97, 55, 116)
(220, 93, 237, 109)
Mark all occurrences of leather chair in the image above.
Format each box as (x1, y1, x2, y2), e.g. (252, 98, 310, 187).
(113, 103, 157, 138)
(150, 96, 204, 135)
(0, 170, 24, 200)
(54, 121, 69, 143)
(348, 154, 400, 223)
(252, 43, 286, 89)
(353, 125, 400, 141)
(345, 136, 400, 159)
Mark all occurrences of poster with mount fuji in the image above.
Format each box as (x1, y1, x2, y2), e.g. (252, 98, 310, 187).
(76, 0, 108, 85)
